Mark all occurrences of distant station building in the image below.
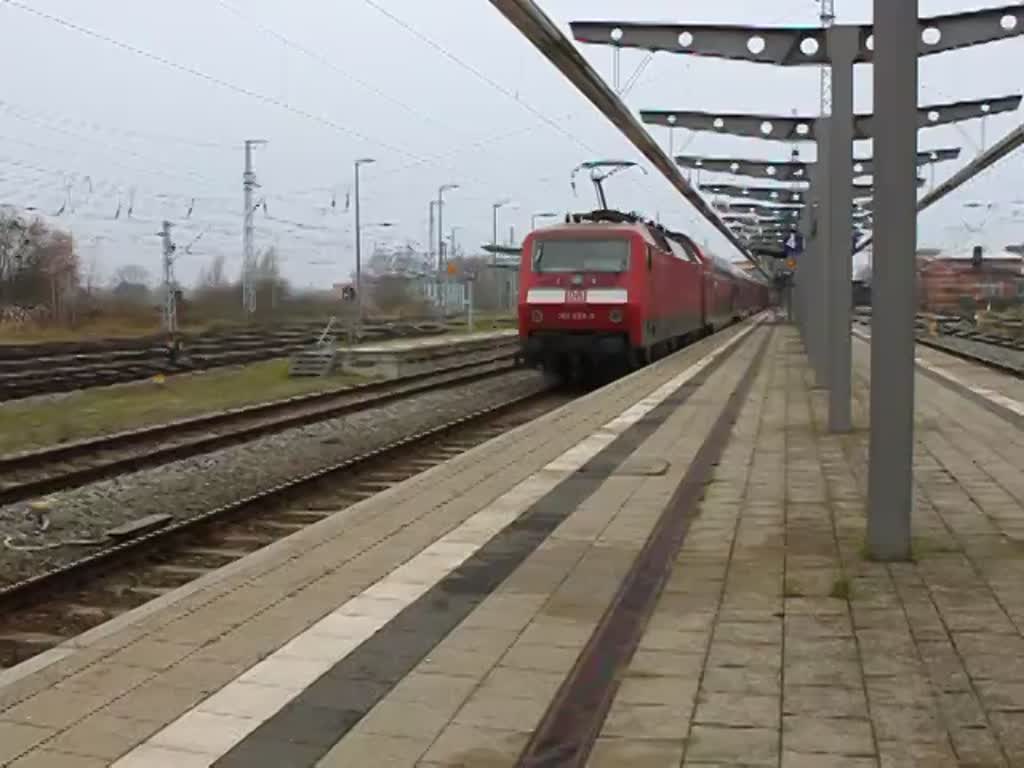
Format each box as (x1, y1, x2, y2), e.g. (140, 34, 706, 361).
(481, 243, 521, 311)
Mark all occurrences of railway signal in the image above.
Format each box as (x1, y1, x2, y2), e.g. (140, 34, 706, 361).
(158, 221, 178, 336)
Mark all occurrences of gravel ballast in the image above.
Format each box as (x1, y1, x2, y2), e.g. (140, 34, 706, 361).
(0, 368, 547, 588)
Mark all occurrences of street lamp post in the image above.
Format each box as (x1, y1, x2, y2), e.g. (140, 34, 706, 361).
(437, 184, 459, 270)
(354, 158, 375, 335)
(428, 200, 438, 266)
(449, 225, 463, 260)
(492, 198, 512, 252)
(437, 183, 459, 313)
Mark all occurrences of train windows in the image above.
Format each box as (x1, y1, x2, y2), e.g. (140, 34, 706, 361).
(674, 235, 703, 263)
(532, 239, 630, 273)
(667, 239, 694, 262)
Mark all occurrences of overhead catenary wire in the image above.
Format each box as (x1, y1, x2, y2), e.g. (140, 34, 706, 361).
(359, 0, 713, 235)
(1, 0, 631, 259)
(0, 109, 221, 189)
(485, 0, 761, 270)
(855, 119, 1024, 255)
(0, 0, 424, 162)
(0, 97, 383, 216)
(0, 145, 354, 235)
(360, 0, 597, 154)
(2, 0, 839, 278)
(211, 0, 469, 139)
(0, 97, 235, 152)
(1, 0, 588, 218)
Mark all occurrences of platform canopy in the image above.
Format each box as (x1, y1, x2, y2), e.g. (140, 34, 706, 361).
(570, 7, 1024, 64)
(642, 95, 1021, 142)
(481, 244, 522, 256)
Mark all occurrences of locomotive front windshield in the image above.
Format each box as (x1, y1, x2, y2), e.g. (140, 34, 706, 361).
(532, 239, 630, 273)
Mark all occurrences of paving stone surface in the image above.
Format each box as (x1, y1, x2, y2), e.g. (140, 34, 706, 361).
(337, 325, 773, 768)
(0, 325, 758, 766)
(3, 323, 1024, 767)
(585, 329, 1024, 768)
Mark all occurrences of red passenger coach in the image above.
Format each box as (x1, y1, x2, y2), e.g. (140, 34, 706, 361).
(518, 210, 770, 381)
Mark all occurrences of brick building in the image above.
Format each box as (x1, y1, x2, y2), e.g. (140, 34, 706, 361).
(916, 248, 1024, 313)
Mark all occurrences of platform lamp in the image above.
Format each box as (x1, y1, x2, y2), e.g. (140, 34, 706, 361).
(492, 198, 514, 253)
(437, 184, 460, 270)
(531, 211, 560, 230)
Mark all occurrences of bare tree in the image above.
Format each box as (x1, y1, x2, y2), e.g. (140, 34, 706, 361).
(82, 254, 101, 297)
(0, 212, 80, 319)
(197, 254, 227, 287)
(255, 246, 288, 312)
(370, 274, 417, 312)
(112, 264, 151, 288)
(107, 264, 151, 306)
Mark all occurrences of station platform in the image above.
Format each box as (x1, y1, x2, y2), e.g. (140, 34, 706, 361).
(1, 315, 1023, 767)
(338, 330, 518, 378)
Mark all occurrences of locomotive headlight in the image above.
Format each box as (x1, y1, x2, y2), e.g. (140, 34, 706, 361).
(609, 309, 623, 323)
(530, 309, 543, 323)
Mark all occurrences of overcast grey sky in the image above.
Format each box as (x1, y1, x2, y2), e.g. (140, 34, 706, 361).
(0, 0, 1021, 288)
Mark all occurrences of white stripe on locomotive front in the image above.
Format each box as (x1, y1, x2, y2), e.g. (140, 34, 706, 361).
(585, 288, 628, 304)
(526, 288, 630, 305)
(526, 288, 567, 304)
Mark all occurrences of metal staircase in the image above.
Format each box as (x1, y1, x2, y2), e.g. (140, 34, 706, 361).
(288, 317, 339, 377)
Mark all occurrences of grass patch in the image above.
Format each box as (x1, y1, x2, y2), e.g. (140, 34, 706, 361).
(859, 536, 935, 563)
(0, 359, 366, 455)
(858, 539, 872, 561)
(473, 320, 517, 333)
(829, 576, 852, 601)
(447, 315, 517, 334)
(911, 537, 960, 558)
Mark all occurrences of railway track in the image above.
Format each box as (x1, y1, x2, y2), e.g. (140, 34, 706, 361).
(852, 313, 1024, 378)
(0, 320, 454, 401)
(0, 343, 520, 507)
(0, 386, 569, 669)
(913, 333, 1024, 377)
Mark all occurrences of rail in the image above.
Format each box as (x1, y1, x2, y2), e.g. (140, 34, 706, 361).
(0, 387, 565, 668)
(0, 343, 521, 505)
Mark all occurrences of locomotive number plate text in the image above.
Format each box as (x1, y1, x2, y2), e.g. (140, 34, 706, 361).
(557, 311, 596, 321)
(565, 289, 586, 304)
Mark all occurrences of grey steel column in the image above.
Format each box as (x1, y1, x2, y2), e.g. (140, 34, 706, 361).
(802, 180, 818, 358)
(867, 0, 917, 561)
(810, 224, 822, 372)
(814, 123, 831, 389)
(800, 200, 814, 335)
(827, 27, 856, 432)
(800, 176, 812, 349)
(798, 204, 812, 341)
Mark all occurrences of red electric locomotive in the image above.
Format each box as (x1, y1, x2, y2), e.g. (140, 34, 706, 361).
(518, 210, 770, 380)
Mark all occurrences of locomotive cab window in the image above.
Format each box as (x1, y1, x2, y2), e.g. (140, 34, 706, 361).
(667, 240, 695, 263)
(532, 239, 629, 273)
